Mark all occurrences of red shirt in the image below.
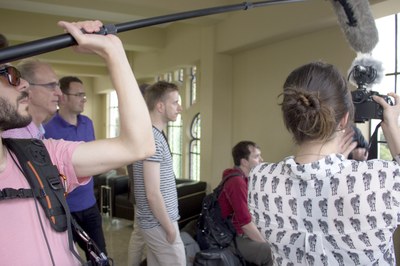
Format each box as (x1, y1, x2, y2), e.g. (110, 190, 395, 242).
(218, 167, 252, 235)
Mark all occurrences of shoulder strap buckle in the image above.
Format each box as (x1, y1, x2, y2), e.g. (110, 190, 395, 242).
(0, 187, 35, 200)
(0, 188, 13, 199)
(47, 175, 63, 191)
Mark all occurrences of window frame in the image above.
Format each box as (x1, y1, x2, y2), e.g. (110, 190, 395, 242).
(369, 13, 399, 159)
(189, 113, 201, 181)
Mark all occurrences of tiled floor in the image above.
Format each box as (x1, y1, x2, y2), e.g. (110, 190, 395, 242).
(78, 216, 134, 266)
(103, 217, 133, 266)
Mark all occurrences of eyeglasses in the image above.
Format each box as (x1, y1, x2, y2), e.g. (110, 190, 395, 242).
(64, 92, 86, 98)
(30, 81, 60, 90)
(0, 66, 21, 86)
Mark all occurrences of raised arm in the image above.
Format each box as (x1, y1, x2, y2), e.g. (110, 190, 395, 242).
(57, 20, 155, 176)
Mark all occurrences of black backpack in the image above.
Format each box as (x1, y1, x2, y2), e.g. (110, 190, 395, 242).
(196, 173, 237, 250)
(0, 138, 110, 266)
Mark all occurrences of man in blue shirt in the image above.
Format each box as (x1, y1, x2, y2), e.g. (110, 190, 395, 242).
(44, 76, 107, 259)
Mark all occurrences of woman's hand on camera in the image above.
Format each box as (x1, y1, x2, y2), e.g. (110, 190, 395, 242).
(373, 92, 400, 158)
(373, 93, 400, 128)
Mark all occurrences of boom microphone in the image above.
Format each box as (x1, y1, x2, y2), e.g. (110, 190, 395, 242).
(329, 0, 379, 53)
(0, 0, 304, 64)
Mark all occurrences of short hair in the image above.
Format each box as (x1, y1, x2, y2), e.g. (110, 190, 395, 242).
(144, 81, 179, 111)
(16, 58, 50, 82)
(232, 141, 259, 167)
(0, 34, 9, 49)
(280, 61, 354, 144)
(59, 76, 82, 94)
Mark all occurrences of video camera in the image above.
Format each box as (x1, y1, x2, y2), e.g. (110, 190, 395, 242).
(349, 62, 392, 123)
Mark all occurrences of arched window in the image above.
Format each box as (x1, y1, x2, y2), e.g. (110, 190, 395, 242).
(190, 66, 197, 105)
(107, 90, 119, 138)
(189, 113, 201, 180)
(167, 115, 183, 178)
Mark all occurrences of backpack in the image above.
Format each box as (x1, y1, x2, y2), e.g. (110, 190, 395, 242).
(0, 138, 110, 266)
(195, 173, 237, 250)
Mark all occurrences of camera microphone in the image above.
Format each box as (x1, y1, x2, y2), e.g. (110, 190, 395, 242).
(348, 54, 384, 90)
(348, 55, 391, 123)
(329, 0, 379, 54)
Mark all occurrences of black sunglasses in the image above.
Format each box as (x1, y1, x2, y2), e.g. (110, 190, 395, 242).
(0, 66, 21, 86)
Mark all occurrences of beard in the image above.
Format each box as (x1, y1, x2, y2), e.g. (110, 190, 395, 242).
(0, 91, 32, 131)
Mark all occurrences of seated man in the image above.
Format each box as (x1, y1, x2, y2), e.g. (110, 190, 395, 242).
(218, 141, 272, 266)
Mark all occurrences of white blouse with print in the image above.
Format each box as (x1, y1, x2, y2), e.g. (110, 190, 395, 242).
(248, 154, 400, 266)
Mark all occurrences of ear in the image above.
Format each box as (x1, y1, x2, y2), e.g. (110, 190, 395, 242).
(156, 101, 164, 113)
(339, 112, 350, 129)
(240, 157, 248, 168)
(59, 94, 67, 105)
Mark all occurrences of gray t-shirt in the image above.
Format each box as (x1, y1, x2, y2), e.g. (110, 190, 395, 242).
(133, 126, 179, 229)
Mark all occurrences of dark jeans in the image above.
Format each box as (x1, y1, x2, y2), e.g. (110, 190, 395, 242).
(234, 235, 272, 266)
(71, 203, 107, 260)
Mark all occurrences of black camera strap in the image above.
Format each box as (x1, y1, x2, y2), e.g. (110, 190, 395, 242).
(367, 122, 382, 159)
(71, 217, 110, 265)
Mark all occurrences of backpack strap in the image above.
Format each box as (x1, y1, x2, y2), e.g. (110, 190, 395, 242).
(215, 170, 246, 265)
(3, 138, 111, 266)
(2, 138, 90, 265)
(214, 171, 241, 196)
(3, 138, 68, 232)
(0, 187, 42, 200)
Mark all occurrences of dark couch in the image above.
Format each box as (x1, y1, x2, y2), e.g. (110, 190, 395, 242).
(94, 174, 207, 229)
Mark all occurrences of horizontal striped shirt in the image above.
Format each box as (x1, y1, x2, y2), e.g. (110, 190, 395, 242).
(133, 126, 179, 229)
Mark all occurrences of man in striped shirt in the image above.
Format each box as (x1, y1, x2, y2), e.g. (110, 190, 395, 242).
(130, 81, 185, 265)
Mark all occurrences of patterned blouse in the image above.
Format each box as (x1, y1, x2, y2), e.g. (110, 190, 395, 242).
(248, 154, 400, 265)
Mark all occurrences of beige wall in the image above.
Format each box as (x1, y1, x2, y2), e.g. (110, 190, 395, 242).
(129, 19, 356, 190)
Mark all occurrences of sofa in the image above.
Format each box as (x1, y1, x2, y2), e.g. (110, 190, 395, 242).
(94, 174, 207, 229)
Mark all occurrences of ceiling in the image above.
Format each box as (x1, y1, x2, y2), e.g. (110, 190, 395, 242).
(0, 0, 398, 76)
(0, 0, 270, 52)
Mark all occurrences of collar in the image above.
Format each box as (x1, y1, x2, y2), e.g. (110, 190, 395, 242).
(55, 112, 86, 127)
(282, 153, 349, 181)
